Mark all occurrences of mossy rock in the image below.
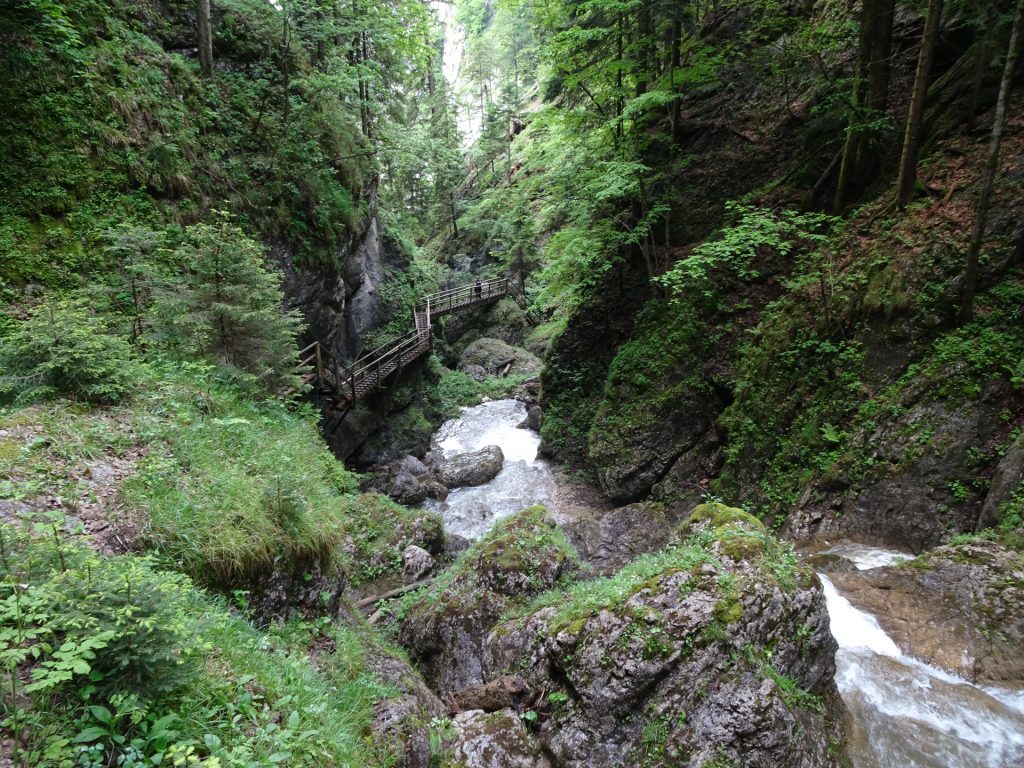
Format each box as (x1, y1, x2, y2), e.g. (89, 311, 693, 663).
(396, 506, 579, 696)
(459, 337, 541, 377)
(677, 502, 766, 539)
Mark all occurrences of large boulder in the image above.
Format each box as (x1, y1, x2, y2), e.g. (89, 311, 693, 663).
(482, 504, 843, 768)
(448, 708, 550, 768)
(397, 507, 578, 697)
(435, 445, 505, 488)
(563, 502, 681, 576)
(372, 455, 448, 506)
(459, 338, 541, 378)
(829, 540, 1024, 688)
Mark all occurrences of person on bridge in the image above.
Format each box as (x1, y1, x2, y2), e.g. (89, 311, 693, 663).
(474, 279, 482, 299)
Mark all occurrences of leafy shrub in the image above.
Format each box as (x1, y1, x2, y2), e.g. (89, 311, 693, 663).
(0, 297, 136, 404)
(655, 203, 840, 300)
(0, 526, 198, 705)
(0, 523, 393, 767)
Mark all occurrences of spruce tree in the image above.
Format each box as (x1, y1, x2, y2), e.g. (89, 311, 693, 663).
(151, 214, 304, 394)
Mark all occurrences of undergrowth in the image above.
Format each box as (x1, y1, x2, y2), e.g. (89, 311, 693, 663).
(0, 525, 393, 768)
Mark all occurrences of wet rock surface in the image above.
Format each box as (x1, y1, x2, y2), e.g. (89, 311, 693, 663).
(434, 445, 505, 488)
(829, 540, 1024, 688)
(397, 508, 578, 697)
(516, 405, 542, 433)
(480, 505, 843, 768)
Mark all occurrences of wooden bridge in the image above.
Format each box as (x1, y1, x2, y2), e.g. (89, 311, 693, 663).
(298, 276, 521, 405)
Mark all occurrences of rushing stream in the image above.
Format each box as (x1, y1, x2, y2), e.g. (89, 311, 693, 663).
(819, 546, 1024, 768)
(424, 399, 556, 540)
(423, 401, 1024, 765)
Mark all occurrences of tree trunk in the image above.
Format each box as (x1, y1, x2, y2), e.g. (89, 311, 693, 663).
(834, 0, 895, 213)
(959, 0, 1023, 324)
(896, 0, 944, 208)
(966, 3, 998, 132)
(198, 0, 214, 77)
(867, 0, 895, 112)
(636, 2, 653, 97)
(670, 17, 682, 143)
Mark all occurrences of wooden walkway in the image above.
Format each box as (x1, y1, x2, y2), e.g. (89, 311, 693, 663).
(299, 276, 517, 405)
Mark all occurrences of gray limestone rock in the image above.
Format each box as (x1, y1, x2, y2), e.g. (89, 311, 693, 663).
(830, 540, 1024, 688)
(481, 505, 843, 768)
(403, 544, 436, 582)
(436, 446, 505, 489)
(449, 709, 550, 768)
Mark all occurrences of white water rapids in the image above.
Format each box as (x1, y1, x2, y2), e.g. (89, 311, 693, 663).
(819, 547, 1024, 768)
(423, 399, 556, 540)
(422, 402, 1024, 764)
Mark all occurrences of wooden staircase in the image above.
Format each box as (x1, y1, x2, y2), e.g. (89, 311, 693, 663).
(299, 276, 516, 406)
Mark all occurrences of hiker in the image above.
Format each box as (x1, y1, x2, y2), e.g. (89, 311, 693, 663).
(474, 279, 482, 299)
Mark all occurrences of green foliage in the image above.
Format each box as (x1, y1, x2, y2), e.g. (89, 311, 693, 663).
(149, 215, 305, 395)
(656, 203, 840, 301)
(0, 525, 392, 767)
(0, 531, 197, 704)
(123, 370, 357, 585)
(0, 296, 137, 404)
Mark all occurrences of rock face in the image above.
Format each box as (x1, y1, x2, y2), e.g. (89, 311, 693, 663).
(451, 675, 532, 714)
(480, 299, 529, 347)
(830, 540, 1024, 688)
(367, 650, 446, 768)
(980, 433, 1024, 529)
(785, 383, 1013, 552)
(563, 502, 680, 576)
(398, 507, 578, 697)
(449, 709, 551, 768)
(275, 211, 400, 364)
(481, 504, 843, 768)
(589, 379, 725, 504)
(435, 446, 505, 488)
(459, 338, 541, 378)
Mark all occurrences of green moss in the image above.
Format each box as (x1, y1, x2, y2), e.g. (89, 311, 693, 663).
(712, 593, 743, 625)
(678, 502, 766, 538)
(0, 437, 21, 472)
(523, 544, 719, 635)
(395, 506, 578, 625)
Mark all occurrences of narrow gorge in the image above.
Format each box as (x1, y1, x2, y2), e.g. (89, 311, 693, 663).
(1, 1, 1023, 767)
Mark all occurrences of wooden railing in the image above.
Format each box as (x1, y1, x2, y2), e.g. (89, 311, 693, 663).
(415, 276, 509, 317)
(300, 275, 516, 405)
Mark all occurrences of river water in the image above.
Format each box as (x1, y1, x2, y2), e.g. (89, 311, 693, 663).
(819, 546, 1024, 768)
(424, 400, 1024, 765)
(423, 399, 556, 540)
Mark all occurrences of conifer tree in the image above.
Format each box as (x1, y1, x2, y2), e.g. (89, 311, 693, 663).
(151, 214, 304, 394)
